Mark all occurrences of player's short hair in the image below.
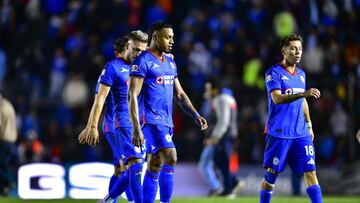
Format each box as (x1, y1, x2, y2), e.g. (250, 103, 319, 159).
(150, 21, 173, 41)
(128, 30, 148, 43)
(279, 34, 303, 48)
(113, 30, 148, 53)
(114, 36, 128, 53)
(206, 77, 221, 91)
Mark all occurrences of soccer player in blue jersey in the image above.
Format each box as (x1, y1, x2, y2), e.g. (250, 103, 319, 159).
(128, 21, 208, 203)
(78, 30, 148, 203)
(260, 34, 322, 203)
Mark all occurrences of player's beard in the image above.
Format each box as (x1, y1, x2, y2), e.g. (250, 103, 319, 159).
(157, 44, 171, 54)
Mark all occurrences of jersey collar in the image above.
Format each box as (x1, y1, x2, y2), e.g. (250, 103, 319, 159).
(147, 50, 166, 63)
(279, 63, 297, 76)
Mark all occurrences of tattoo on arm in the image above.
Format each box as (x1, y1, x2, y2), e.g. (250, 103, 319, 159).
(176, 92, 197, 117)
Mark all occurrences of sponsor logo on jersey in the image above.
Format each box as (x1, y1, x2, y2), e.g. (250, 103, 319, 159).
(156, 75, 174, 85)
(156, 76, 164, 84)
(284, 88, 305, 95)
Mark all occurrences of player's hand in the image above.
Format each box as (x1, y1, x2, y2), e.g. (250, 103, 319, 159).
(86, 126, 100, 147)
(195, 116, 208, 131)
(308, 127, 314, 141)
(132, 127, 144, 147)
(78, 127, 89, 144)
(356, 129, 360, 144)
(304, 88, 321, 99)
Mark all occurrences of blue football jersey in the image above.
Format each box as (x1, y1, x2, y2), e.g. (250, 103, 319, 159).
(96, 72, 116, 133)
(99, 58, 132, 127)
(129, 51, 178, 127)
(264, 64, 309, 139)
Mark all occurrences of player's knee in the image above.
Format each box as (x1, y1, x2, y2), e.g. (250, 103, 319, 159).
(127, 158, 143, 167)
(148, 155, 162, 173)
(118, 160, 127, 172)
(114, 165, 122, 176)
(262, 169, 278, 189)
(159, 148, 177, 166)
(304, 171, 319, 186)
(165, 154, 177, 166)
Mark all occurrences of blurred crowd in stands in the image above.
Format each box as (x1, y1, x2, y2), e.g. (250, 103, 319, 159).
(0, 0, 359, 172)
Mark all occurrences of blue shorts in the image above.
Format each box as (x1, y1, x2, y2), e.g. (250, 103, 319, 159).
(263, 134, 316, 176)
(106, 127, 145, 165)
(142, 124, 175, 154)
(104, 131, 121, 166)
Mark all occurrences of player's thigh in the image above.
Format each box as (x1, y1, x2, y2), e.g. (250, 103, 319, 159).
(288, 136, 316, 176)
(104, 131, 122, 166)
(142, 124, 175, 155)
(263, 134, 292, 173)
(117, 127, 144, 164)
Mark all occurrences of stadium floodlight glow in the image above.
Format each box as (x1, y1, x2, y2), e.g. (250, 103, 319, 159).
(68, 162, 113, 199)
(18, 163, 66, 199)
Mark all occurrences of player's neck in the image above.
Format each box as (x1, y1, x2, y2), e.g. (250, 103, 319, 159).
(148, 45, 163, 58)
(117, 53, 130, 64)
(281, 60, 296, 73)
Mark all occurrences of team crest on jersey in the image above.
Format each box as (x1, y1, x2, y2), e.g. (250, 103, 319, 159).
(266, 75, 272, 82)
(165, 134, 172, 143)
(131, 64, 139, 72)
(300, 76, 305, 84)
(170, 62, 176, 69)
(273, 157, 279, 166)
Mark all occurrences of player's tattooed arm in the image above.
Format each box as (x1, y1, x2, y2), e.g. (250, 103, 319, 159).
(174, 78, 208, 130)
(127, 76, 145, 146)
(270, 88, 321, 104)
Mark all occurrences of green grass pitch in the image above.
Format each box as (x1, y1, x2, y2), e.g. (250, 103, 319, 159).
(1, 196, 359, 203)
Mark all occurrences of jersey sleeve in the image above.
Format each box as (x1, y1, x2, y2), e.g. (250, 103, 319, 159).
(129, 56, 147, 78)
(99, 63, 116, 87)
(169, 57, 178, 78)
(265, 69, 281, 93)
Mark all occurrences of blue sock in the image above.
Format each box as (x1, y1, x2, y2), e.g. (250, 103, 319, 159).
(142, 170, 159, 203)
(306, 185, 323, 203)
(109, 171, 129, 199)
(260, 190, 273, 203)
(159, 165, 175, 203)
(129, 163, 143, 203)
(109, 175, 119, 194)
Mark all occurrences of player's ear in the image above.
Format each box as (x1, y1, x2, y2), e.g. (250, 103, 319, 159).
(153, 33, 158, 41)
(281, 48, 286, 55)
